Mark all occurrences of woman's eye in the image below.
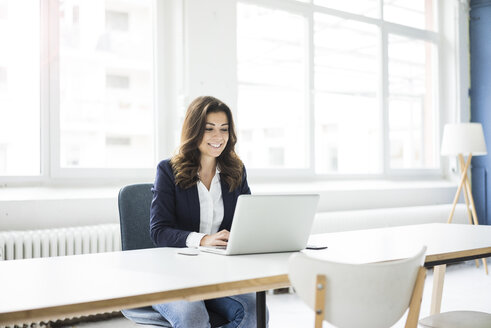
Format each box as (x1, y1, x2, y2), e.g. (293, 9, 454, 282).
(221, 129, 229, 133)
(205, 128, 213, 131)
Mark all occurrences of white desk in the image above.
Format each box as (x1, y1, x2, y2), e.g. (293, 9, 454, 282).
(1, 223, 490, 326)
(0, 248, 290, 326)
(307, 223, 491, 266)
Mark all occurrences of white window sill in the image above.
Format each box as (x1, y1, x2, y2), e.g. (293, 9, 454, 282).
(0, 186, 121, 201)
(0, 179, 459, 231)
(0, 179, 457, 201)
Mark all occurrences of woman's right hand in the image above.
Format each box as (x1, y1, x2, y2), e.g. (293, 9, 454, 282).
(200, 229, 230, 247)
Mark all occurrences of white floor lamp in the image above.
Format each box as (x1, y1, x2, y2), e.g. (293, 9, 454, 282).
(441, 122, 488, 274)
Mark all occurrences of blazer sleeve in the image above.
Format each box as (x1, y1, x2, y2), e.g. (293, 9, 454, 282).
(149, 160, 192, 248)
(241, 165, 252, 195)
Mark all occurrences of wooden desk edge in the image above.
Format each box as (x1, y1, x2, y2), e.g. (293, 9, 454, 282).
(424, 247, 491, 267)
(0, 274, 290, 326)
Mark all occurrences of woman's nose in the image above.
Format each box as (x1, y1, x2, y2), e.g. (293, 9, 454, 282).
(211, 130, 222, 138)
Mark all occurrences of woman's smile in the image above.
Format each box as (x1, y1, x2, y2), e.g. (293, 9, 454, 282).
(208, 142, 223, 149)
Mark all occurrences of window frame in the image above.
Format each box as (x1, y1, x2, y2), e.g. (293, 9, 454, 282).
(237, 0, 444, 178)
(49, 0, 161, 179)
(0, 0, 176, 184)
(0, 0, 468, 185)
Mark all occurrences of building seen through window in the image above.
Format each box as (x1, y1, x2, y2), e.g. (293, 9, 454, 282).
(0, 0, 454, 179)
(237, 0, 438, 173)
(0, 1, 40, 176)
(59, 0, 155, 168)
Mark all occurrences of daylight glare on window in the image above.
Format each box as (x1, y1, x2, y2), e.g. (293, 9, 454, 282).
(314, 0, 380, 18)
(237, 3, 308, 169)
(0, 1, 40, 176)
(388, 35, 438, 169)
(58, 0, 155, 168)
(237, 0, 438, 173)
(0, 0, 442, 180)
(314, 15, 380, 174)
(384, 0, 434, 31)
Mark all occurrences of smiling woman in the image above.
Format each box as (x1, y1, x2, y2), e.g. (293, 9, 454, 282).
(171, 96, 243, 192)
(144, 96, 261, 328)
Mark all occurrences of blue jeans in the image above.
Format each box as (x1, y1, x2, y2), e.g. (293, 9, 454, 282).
(152, 293, 267, 328)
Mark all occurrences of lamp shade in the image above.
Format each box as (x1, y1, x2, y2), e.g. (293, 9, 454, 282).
(441, 123, 487, 156)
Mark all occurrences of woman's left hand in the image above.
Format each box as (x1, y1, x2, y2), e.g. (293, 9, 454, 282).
(200, 229, 230, 247)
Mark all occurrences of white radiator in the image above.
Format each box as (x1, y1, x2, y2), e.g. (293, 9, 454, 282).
(0, 224, 122, 328)
(0, 223, 121, 261)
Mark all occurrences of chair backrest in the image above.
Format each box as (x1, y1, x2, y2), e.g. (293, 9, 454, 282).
(288, 247, 426, 328)
(118, 183, 156, 251)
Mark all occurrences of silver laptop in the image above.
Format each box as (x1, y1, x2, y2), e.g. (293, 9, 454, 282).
(199, 194, 319, 255)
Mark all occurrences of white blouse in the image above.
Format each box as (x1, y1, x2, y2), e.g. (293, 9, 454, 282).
(185, 167, 224, 248)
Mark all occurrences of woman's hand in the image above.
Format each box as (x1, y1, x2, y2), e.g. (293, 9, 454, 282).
(200, 229, 230, 247)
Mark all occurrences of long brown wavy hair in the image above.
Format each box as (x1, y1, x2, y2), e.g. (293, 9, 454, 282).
(170, 96, 244, 191)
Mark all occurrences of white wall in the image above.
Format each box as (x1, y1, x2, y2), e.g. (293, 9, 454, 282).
(184, 0, 237, 108)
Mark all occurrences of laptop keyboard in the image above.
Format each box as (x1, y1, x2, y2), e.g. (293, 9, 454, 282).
(202, 245, 227, 250)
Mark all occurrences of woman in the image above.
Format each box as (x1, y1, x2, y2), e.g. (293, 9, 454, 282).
(150, 96, 263, 328)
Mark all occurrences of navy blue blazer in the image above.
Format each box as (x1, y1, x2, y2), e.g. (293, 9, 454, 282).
(150, 159, 251, 248)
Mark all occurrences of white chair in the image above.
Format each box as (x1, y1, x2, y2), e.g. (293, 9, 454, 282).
(288, 247, 427, 328)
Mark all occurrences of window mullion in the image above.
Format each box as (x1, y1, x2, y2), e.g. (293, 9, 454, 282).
(381, 26, 389, 175)
(307, 7, 315, 175)
(48, 0, 61, 178)
(40, 0, 51, 181)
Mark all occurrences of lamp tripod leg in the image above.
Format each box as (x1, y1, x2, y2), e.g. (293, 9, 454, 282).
(458, 155, 474, 225)
(458, 155, 488, 274)
(463, 178, 482, 269)
(447, 176, 466, 224)
(448, 155, 472, 224)
(458, 155, 481, 269)
(464, 176, 488, 274)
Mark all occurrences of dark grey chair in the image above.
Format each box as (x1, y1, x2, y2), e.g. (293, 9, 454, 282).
(118, 183, 229, 327)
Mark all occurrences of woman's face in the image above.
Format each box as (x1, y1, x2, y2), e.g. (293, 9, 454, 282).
(198, 111, 229, 159)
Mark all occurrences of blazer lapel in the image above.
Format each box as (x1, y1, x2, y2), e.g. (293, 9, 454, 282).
(187, 184, 201, 231)
(220, 176, 234, 230)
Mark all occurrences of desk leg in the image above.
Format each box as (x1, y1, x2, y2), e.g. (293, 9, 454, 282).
(430, 264, 446, 315)
(256, 291, 267, 328)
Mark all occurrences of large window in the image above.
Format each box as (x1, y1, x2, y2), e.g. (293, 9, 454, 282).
(58, 0, 155, 169)
(237, 5, 307, 169)
(0, 0, 464, 183)
(314, 14, 380, 174)
(0, 1, 40, 176)
(0, 0, 156, 180)
(388, 35, 437, 169)
(237, 0, 439, 174)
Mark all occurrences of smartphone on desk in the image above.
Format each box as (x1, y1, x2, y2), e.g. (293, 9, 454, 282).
(306, 244, 328, 250)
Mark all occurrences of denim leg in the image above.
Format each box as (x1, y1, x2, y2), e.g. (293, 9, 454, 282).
(205, 293, 269, 328)
(152, 300, 211, 328)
